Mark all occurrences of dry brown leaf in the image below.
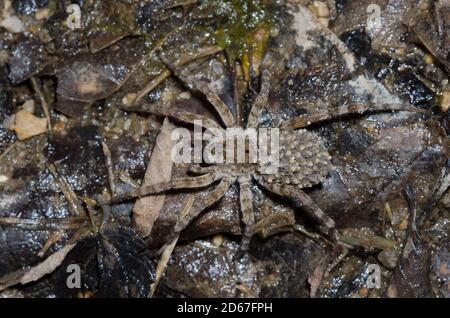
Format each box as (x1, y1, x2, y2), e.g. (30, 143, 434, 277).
(133, 118, 176, 237)
(308, 260, 326, 298)
(13, 109, 47, 140)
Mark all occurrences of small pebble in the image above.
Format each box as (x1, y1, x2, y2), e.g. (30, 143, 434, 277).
(441, 90, 450, 112)
(318, 18, 329, 28)
(0, 175, 8, 183)
(3, 115, 16, 130)
(398, 218, 408, 230)
(178, 91, 192, 100)
(212, 234, 224, 247)
(22, 100, 36, 113)
(122, 93, 137, 106)
(35, 8, 50, 20)
(123, 118, 132, 131)
(423, 54, 434, 65)
(314, 1, 330, 18)
(161, 89, 174, 102)
(0, 16, 25, 33)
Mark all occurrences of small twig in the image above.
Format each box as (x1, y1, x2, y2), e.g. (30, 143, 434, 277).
(101, 141, 116, 196)
(384, 202, 394, 226)
(37, 231, 63, 257)
(119, 170, 140, 188)
(293, 224, 322, 240)
(85, 202, 98, 233)
(30, 76, 52, 137)
(164, 0, 198, 10)
(134, 70, 171, 105)
(0, 217, 86, 231)
(46, 163, 85, 217)
(100, 200, 112, 232)
(324, 248, 349, 277)
(337, 228, 396, 250)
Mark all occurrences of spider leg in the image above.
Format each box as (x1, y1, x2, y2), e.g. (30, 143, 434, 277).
(257, 180, 337, 240)
(149, 194, 195, 297)
(188, 164, 217, 175)
(160, 55, 235, 128)
(96, 172, 220, 206)
(247, 70, 271, 128)
(173, 176, 234, 235)
(280, 103, 428, 130)
(238, 175, 255, 250)
(123, 102, 224, 132)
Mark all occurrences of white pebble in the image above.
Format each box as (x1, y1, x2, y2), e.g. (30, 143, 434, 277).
(314, 1, 330, 18)
(0, 16, 25, 33)
(179, 91, 192, 100)
(22, 100, 35, 113)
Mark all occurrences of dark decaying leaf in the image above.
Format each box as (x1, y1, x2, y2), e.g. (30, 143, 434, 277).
(406, 0, 450, 73)
(387, 235, 434, 298)
(8, 37, 51, 84)
(45, 125, 108, 195)
(56, 37, 145, 117)
(431, 242, 450, 298)
(157, 233, 328, 298)
(20, 228, 155, 298)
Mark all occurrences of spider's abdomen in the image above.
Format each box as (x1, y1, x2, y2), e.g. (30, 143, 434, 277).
(258, 129, 332, 188)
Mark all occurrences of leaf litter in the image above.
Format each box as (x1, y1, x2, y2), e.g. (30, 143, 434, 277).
(0, 0, 448, 298)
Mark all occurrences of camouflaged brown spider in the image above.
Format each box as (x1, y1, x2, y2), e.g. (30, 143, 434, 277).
(97, 57, 424, 247)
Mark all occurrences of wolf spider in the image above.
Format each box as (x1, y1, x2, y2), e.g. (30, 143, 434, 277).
(97, 57, 424, 249)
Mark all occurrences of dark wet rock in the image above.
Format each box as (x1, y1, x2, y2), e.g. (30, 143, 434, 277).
(0, 227, 48, 277)
(0, 66, 12, 118)
(339, 27, 435, 107)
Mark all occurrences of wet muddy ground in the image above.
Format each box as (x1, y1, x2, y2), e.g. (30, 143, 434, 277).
(0, 0, 448, 298)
